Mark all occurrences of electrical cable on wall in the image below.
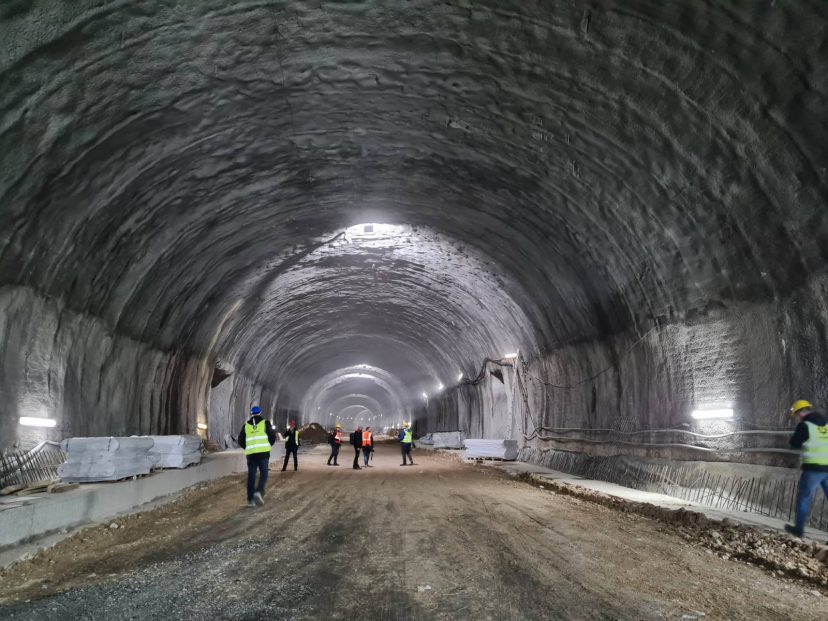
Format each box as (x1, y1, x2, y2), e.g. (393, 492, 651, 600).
(453, 340, 793, 452)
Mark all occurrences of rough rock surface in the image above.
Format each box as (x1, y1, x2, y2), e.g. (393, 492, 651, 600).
(1, 1, 827, 476)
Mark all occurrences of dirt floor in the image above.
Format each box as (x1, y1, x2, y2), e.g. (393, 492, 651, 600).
(1, 441, 827, 620)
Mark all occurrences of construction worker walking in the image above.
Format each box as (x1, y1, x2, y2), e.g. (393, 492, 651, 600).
(785, 400, 828, 538)
(327, 423, 343, 466)
(237, 406, 276, 507)
(362, 426, 374, 467)
(282, 419, 300, 472)
(351, 425, 363, 470)
(399, 421, 415, 466)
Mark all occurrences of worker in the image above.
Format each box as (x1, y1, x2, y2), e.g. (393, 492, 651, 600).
(784, 400, 828, 538)
(350, 425, 363, 469)
(237, 406, 276, 507)
(398, 421, 415, 466)
(362, 426, 374, 467)
(327, 423, 343, 466)
(282, 419, 300, 472)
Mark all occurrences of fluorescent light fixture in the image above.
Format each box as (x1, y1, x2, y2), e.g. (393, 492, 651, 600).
(196, 422, 208, 430)
(19, 416, 57, 428)
(503, 353, 518, 359)
(691, 407, 734, 420)
(457, 373, 463, 382)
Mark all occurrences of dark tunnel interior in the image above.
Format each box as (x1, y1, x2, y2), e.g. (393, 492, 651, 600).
(1, 0, 828, 484)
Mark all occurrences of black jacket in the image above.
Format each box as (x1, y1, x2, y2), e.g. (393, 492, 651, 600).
(284, 426, 300, 449)
(237, 416, 276, 452)
(350, 429, 363, 448)
(790, 411, 828, 472)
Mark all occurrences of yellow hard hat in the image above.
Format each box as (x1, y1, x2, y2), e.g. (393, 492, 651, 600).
(335, 423, 342, 429)
(790, 400, 813, 416)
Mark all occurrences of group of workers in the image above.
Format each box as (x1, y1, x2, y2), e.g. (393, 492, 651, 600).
(323, 421, 415, 469)
(236, 406, 416, 508)
(235, 400, 828, 540)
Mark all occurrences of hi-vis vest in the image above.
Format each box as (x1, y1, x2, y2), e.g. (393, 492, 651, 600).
(287, 429, 300, 445)
(362, 431, 372, 447)
(802, 422, 828, 466)
(244, 420, 271, 456)
(334, 430, 342, 444)
(402, 429, 413, 444)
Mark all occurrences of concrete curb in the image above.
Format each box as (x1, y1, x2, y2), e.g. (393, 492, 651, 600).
(0, 450, 246, 552)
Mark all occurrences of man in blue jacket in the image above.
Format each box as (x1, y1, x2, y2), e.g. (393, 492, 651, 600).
(237, 406, 276, 507)
(785, 400, 828, 538)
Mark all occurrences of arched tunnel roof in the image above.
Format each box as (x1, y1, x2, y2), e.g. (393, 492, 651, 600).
(1, 1, 826, 434)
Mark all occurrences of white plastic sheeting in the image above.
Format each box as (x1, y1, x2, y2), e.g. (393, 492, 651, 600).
(58, 437, 155, 482)
(464, 439, 519, 460)
(148, 435, 202, 469)
(417, 431, 466, 449)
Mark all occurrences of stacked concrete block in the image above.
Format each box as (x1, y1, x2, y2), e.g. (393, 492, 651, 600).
(418, 431, 466, 449)
(148, 435, 202, 469)
(58, 437, 155, 482)
(465, 439, 518, 460)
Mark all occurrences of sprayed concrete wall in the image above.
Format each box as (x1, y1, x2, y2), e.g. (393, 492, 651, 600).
(422, 283, 828, 467)
(0, 284, 276, 451)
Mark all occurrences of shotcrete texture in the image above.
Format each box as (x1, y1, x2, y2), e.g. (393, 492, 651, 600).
(1, 1, 827, 465)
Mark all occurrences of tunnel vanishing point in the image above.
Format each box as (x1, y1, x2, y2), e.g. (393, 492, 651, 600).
(1, 2, 827, 488)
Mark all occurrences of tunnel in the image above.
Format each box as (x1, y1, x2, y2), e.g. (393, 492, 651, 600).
(1, 2, 828, 619)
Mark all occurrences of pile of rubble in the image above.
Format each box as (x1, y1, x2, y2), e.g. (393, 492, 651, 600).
(298, 423, 329, 444)
(520, 473, 828, 588)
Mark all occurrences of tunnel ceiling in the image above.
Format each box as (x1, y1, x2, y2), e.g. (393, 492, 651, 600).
(1, 1, 827, 417)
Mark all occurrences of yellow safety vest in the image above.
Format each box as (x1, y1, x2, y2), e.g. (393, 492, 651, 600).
(802, 422, 828, 466)
(402, 429, 413, 444)
(244, 420, 271, 455)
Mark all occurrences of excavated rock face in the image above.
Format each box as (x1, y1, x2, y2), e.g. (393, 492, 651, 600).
(0, 2, 826, 454)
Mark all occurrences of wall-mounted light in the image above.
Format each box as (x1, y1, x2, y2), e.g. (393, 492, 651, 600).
(503, 353, 518, 359)
(457, 372, 463, 382)
(19, 416, 57, 428)
(422, 392, 428, 400)
(197, 423, 208, 430)
(437, 383, 444, 391)
(691, 407, 734, 420)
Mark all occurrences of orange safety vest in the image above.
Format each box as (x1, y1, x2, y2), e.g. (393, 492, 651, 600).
(334, 430, 342, 444)
(362, 431, 373, 447)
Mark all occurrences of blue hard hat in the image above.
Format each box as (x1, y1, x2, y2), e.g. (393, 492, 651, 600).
(251, 406, 261, 414)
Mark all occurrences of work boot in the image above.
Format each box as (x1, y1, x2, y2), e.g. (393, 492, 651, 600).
(247, 500, 255, 508)
(353, 465, 361, 469)
(253, 492, 265, 507)
(784, 524, 804, 538)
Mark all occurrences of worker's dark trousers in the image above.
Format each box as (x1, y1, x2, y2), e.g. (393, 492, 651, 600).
(246, 454, 269, 501)
(401, 443, 413, 465)
(282, 446, 298, 471)
(353, 447, 361, 468)
(327, 444, 340, 465)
